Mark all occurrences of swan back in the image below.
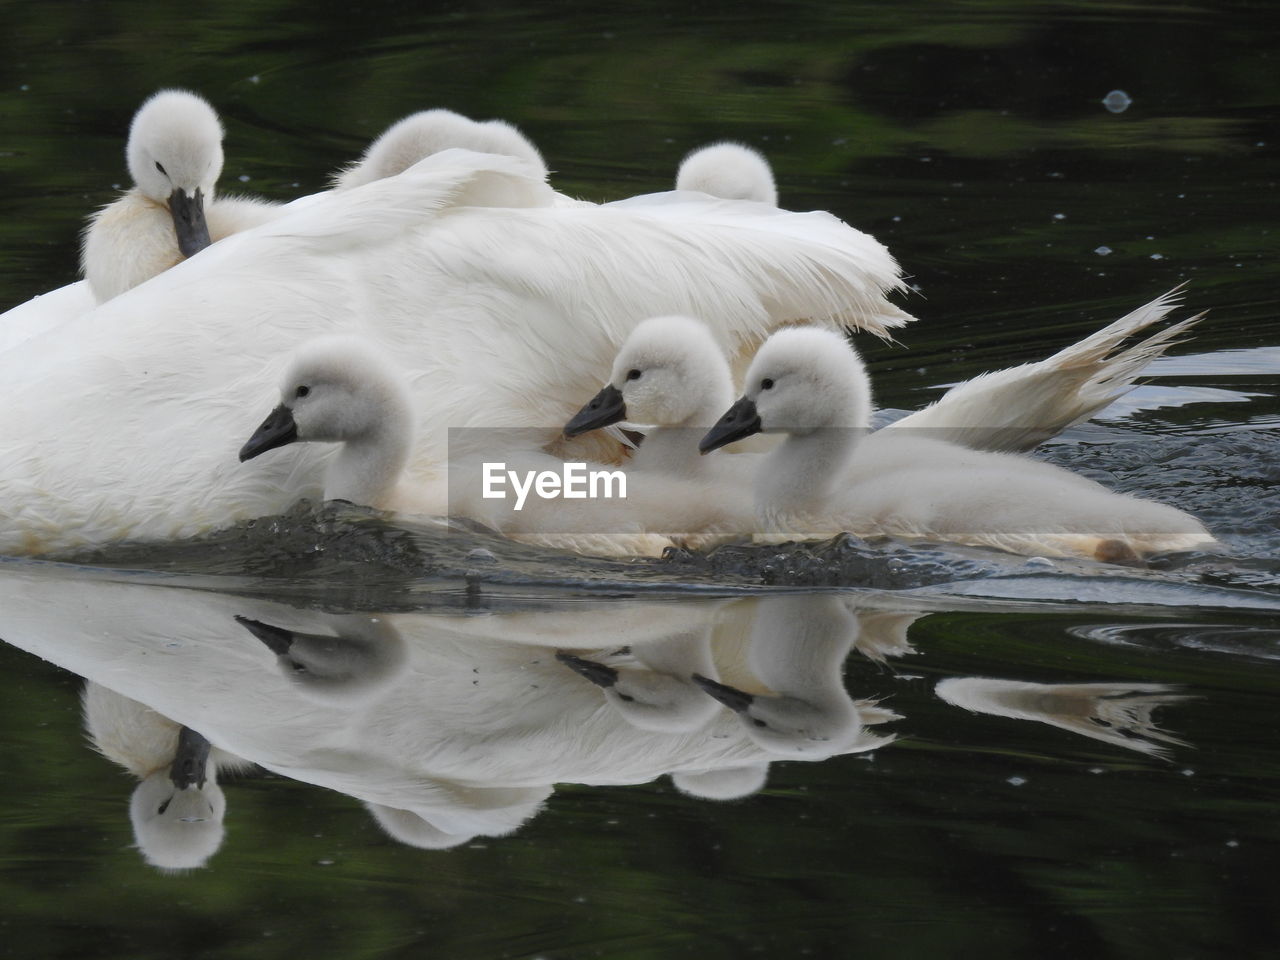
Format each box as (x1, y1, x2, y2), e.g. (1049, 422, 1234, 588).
(335, 108, 547, 190)
(126, 90, 224, 205)
(676, 142, 777, 206)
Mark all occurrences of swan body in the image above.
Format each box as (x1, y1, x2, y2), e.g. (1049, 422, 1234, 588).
(0, 148, 912, 556)
(82, 681, 252, 869)
(675, 142, 777, 206)
(80, 90, 284, 303)
(0, 279, 96, 354)
(699, 326, 1216, 560)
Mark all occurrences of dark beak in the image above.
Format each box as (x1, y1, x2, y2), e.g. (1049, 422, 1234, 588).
(234, 615, 296, 655)
(698, 396, 762, 454)
(169, 727, 212, 790)
(564, 384, 626, 438)
(556, 651, 619, 688)
(692, 673, 757, 713)
(169, 187, 211, 258)
(239, 404, 298, 462)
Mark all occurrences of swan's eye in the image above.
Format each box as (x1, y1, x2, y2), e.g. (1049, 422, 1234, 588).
(761, 378, 775, 390)
(295, 385, 310, 399)
(157, 798, 172, 816)
(626, 369, 642, 381)
(155, 161, 167, 176)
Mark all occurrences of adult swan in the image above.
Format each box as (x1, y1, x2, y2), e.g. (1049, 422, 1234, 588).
(0, 149, 915, 556)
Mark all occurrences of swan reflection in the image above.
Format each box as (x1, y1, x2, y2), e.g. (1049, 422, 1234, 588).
(0, 565, 1194, 869)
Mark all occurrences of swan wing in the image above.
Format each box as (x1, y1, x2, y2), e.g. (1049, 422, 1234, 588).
(890, 288, 1199, 452)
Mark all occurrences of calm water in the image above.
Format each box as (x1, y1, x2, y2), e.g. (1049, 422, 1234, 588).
(1, 2, 1277, 958)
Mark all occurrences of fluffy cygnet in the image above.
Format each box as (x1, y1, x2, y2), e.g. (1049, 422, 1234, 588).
(239, 336, 419, 510)
(333, 108, 547, 190)
(238, 337, 731, 557)
(676, 142, 778, 206)
(81, 89, 279, 303)
(699, 327, 1217, 561)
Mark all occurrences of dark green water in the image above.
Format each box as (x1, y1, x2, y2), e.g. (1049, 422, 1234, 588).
(1, 2, 1277, 958)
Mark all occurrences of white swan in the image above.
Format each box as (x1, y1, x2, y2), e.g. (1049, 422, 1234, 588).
(82, 681, 252, 870)
(333, 108, 548, 189)
(675, 142, 777, 206)
(0, 148, 914, 556)
(698, 326, 1217, 560)
(81, 89, 281, 304)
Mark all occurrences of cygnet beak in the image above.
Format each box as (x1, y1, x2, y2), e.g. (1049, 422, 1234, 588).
(169, 727, 212, 790)
(692, 673, 757, 713)
(239, 403, 299, 462)
(169, 187, 212, 258)
(555, 651, 620, 688)
(234, 615, 296, 655)
(563, 384, 626, 438)
(698, 396, 761, 454)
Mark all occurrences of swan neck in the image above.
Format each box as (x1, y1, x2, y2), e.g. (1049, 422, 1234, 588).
(325, 423, 410, 507)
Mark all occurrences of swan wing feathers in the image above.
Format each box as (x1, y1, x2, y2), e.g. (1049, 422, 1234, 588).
(252, 148, 557, 252)
(600, 193, 914, 339)
(891, 288, 1198, 452)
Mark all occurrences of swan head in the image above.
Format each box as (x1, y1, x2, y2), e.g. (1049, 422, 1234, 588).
(563, 315, 734, 437)
(699, 326, 872, 453)
(335, 108, 547, 190)
(239, 336, 413, 463)
(126, 89, 224, 256)
(129, 770, 227, 871)
(676, 142, 777, 206)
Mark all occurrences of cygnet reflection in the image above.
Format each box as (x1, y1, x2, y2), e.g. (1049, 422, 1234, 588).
(82, 682, 252, 870)
(671, 764, 771, 801)
(691, 595, 900, 758)
(555, 624, 722, 734)
(364, 784, 552, 850)
(234, 613, 407, 703)
(936, 678, 1191, 758)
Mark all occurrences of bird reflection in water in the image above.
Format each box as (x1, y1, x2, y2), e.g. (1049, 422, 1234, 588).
(0, 567, 1196, 869)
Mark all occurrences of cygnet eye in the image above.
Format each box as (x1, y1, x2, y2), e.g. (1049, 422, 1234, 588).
(626, 369, 642, 381)
(760, 377, 775, 390)
(155, 161, 167, 176)
(295, 385, 310, 399)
